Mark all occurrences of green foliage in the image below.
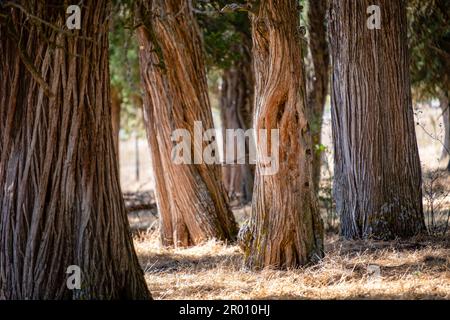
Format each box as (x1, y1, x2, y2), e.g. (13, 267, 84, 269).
(197, 1, 308, 70)
(196, 0, 251, 70)
(110, 0, 137, 89)
(314, 143, 327, 154)
(408, 0, 450, 100)
(109, 0, 145, 138)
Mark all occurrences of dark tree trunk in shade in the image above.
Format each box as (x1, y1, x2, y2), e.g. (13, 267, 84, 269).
(0, 1, 151, 299)
(220, 43, 254, 204)
(136, 0, 238, 247)
(111, 86, 122, 178)
(111, 85, 121, 169)
(306, 0, 330, 192)
(329, 0, 426, 239)
(243, 0, 324, 270)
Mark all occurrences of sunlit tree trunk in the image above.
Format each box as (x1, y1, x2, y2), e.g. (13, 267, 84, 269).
(329, 0, 426, 239)
(0, 1, 151, 299)
(136, 0, 238, 247)
(243, 0, 324, 270)
(220, 43, 254, 204)
(306, 0, 330, 192)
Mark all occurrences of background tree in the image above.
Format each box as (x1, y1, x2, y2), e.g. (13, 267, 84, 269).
(243, 0, 324, 270)
(329, 0, 426, 239)
(109, 0, 146, 167)
(197, 1, 255, 204)
(408, 0, 450, 168)
(0, 0, 150, 299)
(136, 0, 238, 247)
(305, 0, 330, 191)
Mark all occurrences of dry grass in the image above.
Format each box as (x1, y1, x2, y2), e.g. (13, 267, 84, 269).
(134, 233, 449, 300)
(124, 105, 450, 300)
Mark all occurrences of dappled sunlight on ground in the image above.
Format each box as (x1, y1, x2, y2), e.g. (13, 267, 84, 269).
(134, 234, 449, 300)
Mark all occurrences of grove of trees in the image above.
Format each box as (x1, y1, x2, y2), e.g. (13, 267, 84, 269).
(0, 0, 448, 299)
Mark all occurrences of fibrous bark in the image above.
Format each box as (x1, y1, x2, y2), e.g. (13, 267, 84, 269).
(306, 0, 330, 192)
(329, 0, 426, 239)
(136, 0, 238, 247)
(0, 1, 151, 299)
(243, 0, 324, 270)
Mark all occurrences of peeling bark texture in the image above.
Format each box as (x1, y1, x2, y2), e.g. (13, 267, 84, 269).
(0, 1, 151, 299)
(306, 0, 330, 192)
(220, 42, 255, 204)
(329, 0, 426, 239)
(136, 0, 238, 247)
(243, 0, 324, 270)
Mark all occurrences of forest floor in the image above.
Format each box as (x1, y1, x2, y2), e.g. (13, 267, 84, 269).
(123, 105, 449, 299)
(134, 232, 449, 300)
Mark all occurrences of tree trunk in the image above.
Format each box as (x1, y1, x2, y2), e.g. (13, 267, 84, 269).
(220, 43, 254, 204)
(111, 85, 121, 167)
(306, 0, 330, 192)
(136, 0, 238, 247)
(329, 0, 426, 239)
(243, 0, 324, 270)
(0, 1, 151, 299)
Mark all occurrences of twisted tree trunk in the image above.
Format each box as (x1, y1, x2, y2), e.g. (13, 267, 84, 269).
(306, 0, 330, 192)
(243, 0, 324, 270)
(0, 1, 150, 299)
(220, 43, 254, 204)
(329, 0, 426, 239)
(136, 0, 238, 247)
